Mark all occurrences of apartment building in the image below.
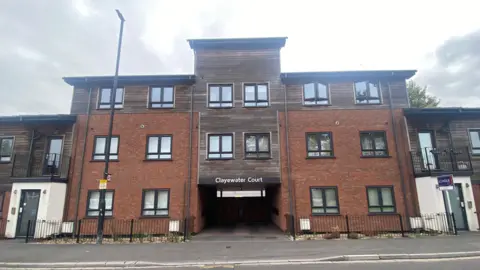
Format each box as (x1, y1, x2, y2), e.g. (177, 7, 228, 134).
(5, 37, 477, 238)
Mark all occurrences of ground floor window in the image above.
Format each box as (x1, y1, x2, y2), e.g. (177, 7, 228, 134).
(310, 187, 339, 214)
(87, 190, 114, 217)
(142, 189, 169, 216)
(367, 186, 395, 213)
(0, 191, 4, 216)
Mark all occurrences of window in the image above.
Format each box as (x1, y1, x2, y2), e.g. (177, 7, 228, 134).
(303, 83, 329, 105)
(367, 187, 395, 213)
(245, 133, 270, 159)
(208, 84, 233, 108)
(0, 137, 14, 162)
(87, 190, 114, 217)
(142, 189, 169, 216)
(360, 131, 388, 157)
(149, 86, 174, 108)
(93, 136, 119, 160)
(146, 135, 172, 160)
(244, 83, 269, 107)
(355, 81, 381, 104)
(306, 132, 333, 157)
(98, 88, 124, 109)
(0, 191, 4, 216)
(310, 187, 339, 214)
(208, 134, 233, 159)
(469, 129, 480, 155)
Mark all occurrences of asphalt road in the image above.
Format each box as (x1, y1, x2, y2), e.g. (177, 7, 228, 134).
(156, 257, 480, 269)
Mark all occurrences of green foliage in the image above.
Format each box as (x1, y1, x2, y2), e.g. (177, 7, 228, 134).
(407, 81, 440, 108)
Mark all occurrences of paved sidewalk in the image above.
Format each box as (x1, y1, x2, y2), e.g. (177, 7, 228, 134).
(0, 234, 479, 264)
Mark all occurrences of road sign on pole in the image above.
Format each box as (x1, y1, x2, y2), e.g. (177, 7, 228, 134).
(438, 175, 454, 191)
(98, 179, 108, 190)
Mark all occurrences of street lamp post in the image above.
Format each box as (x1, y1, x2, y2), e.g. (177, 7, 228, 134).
(96, 9, 125, 245)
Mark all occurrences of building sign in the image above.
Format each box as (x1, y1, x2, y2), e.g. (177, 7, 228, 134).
(437, 175, 453, 191)
(199, 176, 280, 185)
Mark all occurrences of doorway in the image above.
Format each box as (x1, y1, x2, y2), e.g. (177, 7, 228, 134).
(446, 183, 469, 230)
(16, 190, 41, 237)
(43, 137, 63, 175)
(418, 131, 438, 170)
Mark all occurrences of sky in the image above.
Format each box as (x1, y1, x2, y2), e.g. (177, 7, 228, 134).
(1, 0, 479, 115)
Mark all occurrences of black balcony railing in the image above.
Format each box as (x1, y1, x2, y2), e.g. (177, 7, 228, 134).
(410, 147, 473, 177)
(10, 153, 70, 179)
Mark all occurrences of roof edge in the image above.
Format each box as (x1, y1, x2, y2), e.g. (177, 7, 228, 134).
(404, 107, 480, 116)
(188, 37, 287, 50)
(281, 70, 417, 82)
(0, 114, 77, 124)
(63, 74, 196, 86)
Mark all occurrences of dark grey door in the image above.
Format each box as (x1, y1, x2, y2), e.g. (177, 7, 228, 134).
(447, 184, 468, 230)
(16, 190, 41, 237)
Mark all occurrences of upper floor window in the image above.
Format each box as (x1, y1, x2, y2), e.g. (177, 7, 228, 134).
(469, 129, 480, 155)
(244, 83, 269, 107)
(146, 135, 172, 160)
(245, 133, 270, 159)
(306, 132, 333, 157)
(209, 84, 233, 108)
(360, 131, 388, 157)
(310, 187, 339, 214)
(98, 88, 124, 109)
(0, 137, 14, 162)
(208, 134, 233, 159)
(355, 81, 381, 104)
(142, 189, 169, 216)
(367, 186, 395, 213)
(304, 83, 330, 105)
(87, 190, 114, 217)
(93, 136, 119, 161)
(149, 86, 174, 108)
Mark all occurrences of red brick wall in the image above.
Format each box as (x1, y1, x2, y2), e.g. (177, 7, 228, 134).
(1, 191, 9, 219)
(472, 184, 480, 226)
(66, 113, 199, 223)
(280, 109, 414, 219)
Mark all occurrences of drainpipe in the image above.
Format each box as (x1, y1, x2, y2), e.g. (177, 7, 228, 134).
(184, 82, 195, 239)
(282, 78, 296, 239)
(387, 81, 411, 224)
(74, 83, 93, 224)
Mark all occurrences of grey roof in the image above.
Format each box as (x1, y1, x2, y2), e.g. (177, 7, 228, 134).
(63, 74, 196, 87)
(281, 70, 417, 83)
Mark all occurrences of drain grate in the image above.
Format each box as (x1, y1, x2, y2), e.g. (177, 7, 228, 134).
(265, 236, 278, 239)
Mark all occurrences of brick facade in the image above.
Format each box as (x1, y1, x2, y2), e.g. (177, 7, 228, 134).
(472, 184, 480, 225)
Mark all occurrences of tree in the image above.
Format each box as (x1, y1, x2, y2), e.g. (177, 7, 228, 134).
(407, 80, 440, 108)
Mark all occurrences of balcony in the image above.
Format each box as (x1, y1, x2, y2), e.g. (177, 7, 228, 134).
(11, 153, 71, 182)
(410, 147, 473, 177)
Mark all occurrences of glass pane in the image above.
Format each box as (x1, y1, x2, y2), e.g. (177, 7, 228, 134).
(110, 137, 119, 154)
(115, 88, 124, 103)
(95, 138, 106, 154)
(473, 149, 480, 155)
(209, 136, 220, 152)
(470, 131, 480, 148)
(382, 207, 395, 212)
(257, 85, 268, 100)
(208, 153, 220, 159)
(151, 87, 161, 102)
(147, 154, 159, 159)
(221, 102, 233, 107)
(308, 152, 320, 157)
(221, 153, 233, 158)
(105, 192, 113, 210)
(156, 210, 168, 216)
(303, 83, 315, 99)
(311, 189, 323, 207)
(326, 208, 339, 213)
(105, 210, 112, 217)
(157, 191, 168, 208)
(163, 87, 173, 102)
(369, 207, 382, 213)
(144, 191, 155, 209)
(143, 210, 155, 216)
(159, 154, 171, 159)
(93, 155, 105, 160)
(89, 192, 100, 209)
(258, 135, 269, 151)
(209, 87, 220, 102)
(361, 135, 373, 150)
(148, 137, 159, 153)
(0, 138, 13, 156)
(355, 82, 367, 102)
(307, 135, 318, 151)
(100, 88, 111, 103)
(381, 188, 393, 206)
(368, 189, 380, 206)
(245, 135, 256, 152)
(368, 82, 379, 98)
(161, 136, 171, 153)
(325, 189, 337, 206)
(320, 134, 331, 150)
(221, 135, 232, 152)
(222, 86, 232, 102)
(317, 83, 328, 99)
(89, 211, 99, 216)
(245, 86, 255, 101)
(374, 134, 386, 150)
(312, 208, 325, 214)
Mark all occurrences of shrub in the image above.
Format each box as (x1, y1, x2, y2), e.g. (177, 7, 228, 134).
(323, 231, 340, 240)
(347, 232, 361, 239)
